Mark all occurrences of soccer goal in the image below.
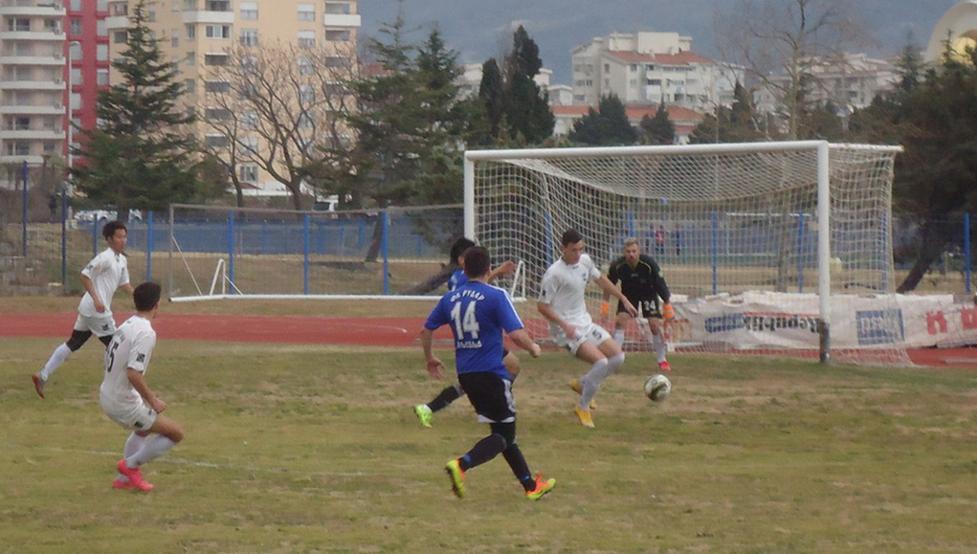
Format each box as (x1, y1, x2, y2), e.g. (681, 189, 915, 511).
(465, 141, 908, 365)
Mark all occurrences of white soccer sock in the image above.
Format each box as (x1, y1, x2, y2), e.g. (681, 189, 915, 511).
(605, 352, 625, 375)
(613, 329, 625, 346)
(650, 332, 668, 363)
(127, 435, 176, 467)
(117, 433, 147, 481)
(580, 358, 609, 409)
(39, 343, 72, 381)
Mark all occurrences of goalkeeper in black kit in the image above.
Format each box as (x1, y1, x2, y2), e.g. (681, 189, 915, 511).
(602, 237, 675, 371)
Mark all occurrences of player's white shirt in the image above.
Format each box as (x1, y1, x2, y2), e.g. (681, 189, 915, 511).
(78, 247, 129, 317)
(99, 315, 156, 408)
(539, 253, 601, 332)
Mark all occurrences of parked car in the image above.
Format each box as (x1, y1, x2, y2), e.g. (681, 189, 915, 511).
(73, 209, 144, 223)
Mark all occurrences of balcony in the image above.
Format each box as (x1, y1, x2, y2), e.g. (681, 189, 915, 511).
(0, 54, 64, 66)
(0, 3, 66, 17)
(0, 128, 64, 140)
(105, 15, 128, 29)
(322, 13, 360, 27)
(0, 154, 44, 164)
(0, 30, 66, 41)
(0, 104, 65, 115)
(0, 79, 64, 90)
(182, 10, 234, 24)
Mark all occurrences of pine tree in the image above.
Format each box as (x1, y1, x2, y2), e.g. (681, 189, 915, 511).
(640, 103, 675, 145)
(72, 0, 199, 217)
(569, 94, 637, 146)
(477, 58, 506, 142)
(503, 26, 553, 144)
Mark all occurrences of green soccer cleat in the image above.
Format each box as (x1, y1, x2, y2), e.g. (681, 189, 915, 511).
(444, 458, 466, 498)
(525, 474, 556, 500)
(414, 404, 433, 428)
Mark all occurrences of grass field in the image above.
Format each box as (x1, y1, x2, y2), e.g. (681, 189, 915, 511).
(3, 328, 977, 552)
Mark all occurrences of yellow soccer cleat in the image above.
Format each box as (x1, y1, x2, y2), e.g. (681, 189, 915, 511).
(525, 474, 556, 500)
(568, 379, 597, 410)
(444, 458, 466, 498)
(574, 406, 595, 429)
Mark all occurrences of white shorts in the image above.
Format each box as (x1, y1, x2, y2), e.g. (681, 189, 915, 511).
(553, 323, 612, 355)
(74, 312, 117, 337)
(101, 396, 158, 431)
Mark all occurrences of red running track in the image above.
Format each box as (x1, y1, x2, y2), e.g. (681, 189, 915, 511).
(1, 312, 975, 367)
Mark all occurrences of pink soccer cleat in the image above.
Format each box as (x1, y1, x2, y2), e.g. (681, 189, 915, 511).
(657, 360, 672, 372)
(116, 459, 154, 492)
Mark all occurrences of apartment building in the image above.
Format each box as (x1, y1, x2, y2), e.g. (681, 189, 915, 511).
(66, 0, 110, 154)
(571, 32, 744, 113)
(0, 0, 67, 187)
(754, 53, 899, 115)
(106, 0, 360, 196)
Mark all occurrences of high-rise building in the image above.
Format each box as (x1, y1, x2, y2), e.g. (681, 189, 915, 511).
(0, 0, 68, 187)
(66, 0, 110, 167)
(106, 0, 360, 196)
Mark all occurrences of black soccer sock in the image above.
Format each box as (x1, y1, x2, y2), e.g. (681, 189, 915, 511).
(427, 384, 462, 413)
(458, 433, 506, 471)
(502, 443, 535, 491)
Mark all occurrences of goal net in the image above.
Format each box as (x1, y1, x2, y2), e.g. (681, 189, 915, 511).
(466, 141, 909, 365)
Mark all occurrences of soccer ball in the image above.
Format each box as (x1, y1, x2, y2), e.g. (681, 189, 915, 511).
(644, 374, 671, 402)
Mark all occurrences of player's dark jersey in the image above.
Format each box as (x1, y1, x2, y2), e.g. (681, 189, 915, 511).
(424, 280, 523, 379)
(607, 254, 671, 305)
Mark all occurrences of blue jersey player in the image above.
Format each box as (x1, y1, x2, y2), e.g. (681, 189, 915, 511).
(421, 247, 555, 500)
(414, 237, 518, 428)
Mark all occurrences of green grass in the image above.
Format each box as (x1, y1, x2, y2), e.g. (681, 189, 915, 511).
(3, 336, 977, 553)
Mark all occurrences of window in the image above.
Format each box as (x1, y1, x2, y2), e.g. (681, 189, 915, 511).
(204, 107, 230, 120)
(647, 79, 661, 85)
(324, 56, 345, 68)
(325, 29, 350, 42)
(71, 117, 82, 129)
(97, 0, 108, 10)
(70, 0, 81, 9)
(97, 69, 109, 86)
(573, 94, 586, 102)
(185, 24, 195, 38)
(97, 19, 107, 36)
(297, 57, 312, 75)
(604, 63, 610, 72)
(13, 116, 31, 130)
(205, 0, 230, 11)
(239, 29, 258, 47)
(185, 51, 196, 66)
(69, 42, 82, 60)
(44, 19, 60, 32)
(113, 31, 127, 43)
(9, 142, 30, 156)
(9, 18, 30, 32)
(205, 25, 230, 39)
(147, 9, 155, 22)
(205, 80, 230, 93)
(70, 93, 81, 110)
(43, 141, 57, 153)
(112, 3, 127, 16)
(297, 3, 314, 21)
(241, 112, 258, 129)
(171, 35, 179, 47)
(70, 68, 82, 85)
(630, 64, 637, 71)
(239, 164, 258, 182)
(183, 79, 196, 93)
(240, 2, 258, 19)
(325, 2, 351, 14)
(183, 0, 196, 9)
(298, 113, 313, 129)
(204, 53, 227, 66)
(96, 44, 108, 61)
(297, 30, 315, 49)
(70, 18, 81, 35)
(240, 136, 258, 153)
(299, 85, 314, 103)
(205, 134, 228, 147)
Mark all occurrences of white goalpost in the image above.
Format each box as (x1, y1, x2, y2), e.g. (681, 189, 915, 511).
(465, 140, 906, 365)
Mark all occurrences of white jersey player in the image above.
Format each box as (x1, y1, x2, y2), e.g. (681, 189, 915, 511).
(101, 281, 184, 492)
(537, 229, 636, 429)
(32, 221, 133, 399)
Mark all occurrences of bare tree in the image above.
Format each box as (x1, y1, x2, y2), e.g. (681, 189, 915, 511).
(716, 0, 867, 139)
(201, 41, 359, 210)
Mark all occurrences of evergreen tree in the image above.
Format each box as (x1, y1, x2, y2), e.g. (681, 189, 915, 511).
(72, 0, 199, 218)
(477, 58, 506, 142)
(690, 82, 762, 143)
(568, 93, 637, 146)
(640, 103, 675, 145)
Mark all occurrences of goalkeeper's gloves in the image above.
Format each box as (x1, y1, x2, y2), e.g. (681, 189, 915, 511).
(600, 301, 610, 318)
(662, 303, 675, 321)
